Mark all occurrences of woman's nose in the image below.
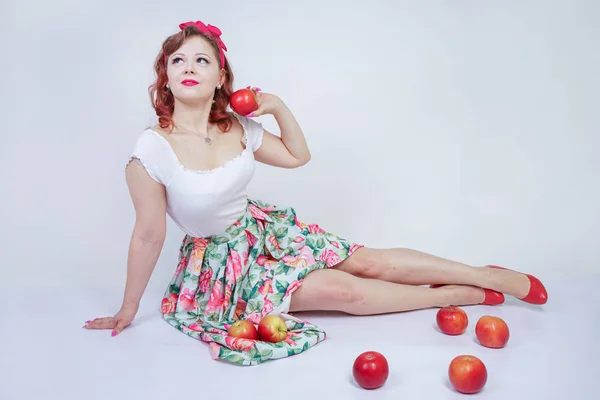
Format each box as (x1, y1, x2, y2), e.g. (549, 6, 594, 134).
(184, 63, 195, 74)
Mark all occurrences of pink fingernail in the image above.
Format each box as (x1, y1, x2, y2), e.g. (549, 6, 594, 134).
(85, 320, 91, 323)
(256, 88, 261, 91)
(111, 330, 118, 337)
(247, 113, 254, 117)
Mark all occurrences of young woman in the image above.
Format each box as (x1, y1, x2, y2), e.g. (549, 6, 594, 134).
(84, 21, 547, 365)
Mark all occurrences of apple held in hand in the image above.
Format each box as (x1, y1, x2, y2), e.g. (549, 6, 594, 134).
(227, 320, 258, 340)
(436, 306, 468, 335)
(257, 315, 288, 343)
(476, 315, 510, 348)
(352, 351, 389, 390)
(230, 88, 258, 116)
(448, 355, 488, 394)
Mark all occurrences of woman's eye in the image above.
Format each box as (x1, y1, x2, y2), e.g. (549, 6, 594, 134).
(171, 57, 208, 64)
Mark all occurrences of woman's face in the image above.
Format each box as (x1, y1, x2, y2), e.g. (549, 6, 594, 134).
(166, 36, 223, 103)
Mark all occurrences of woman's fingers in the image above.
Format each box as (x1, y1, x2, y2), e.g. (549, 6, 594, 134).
(83, 317, 115, 330)
(112, 318, 132, 337)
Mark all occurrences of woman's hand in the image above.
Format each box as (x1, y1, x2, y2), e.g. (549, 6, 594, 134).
(83, 303, 139, 336)
(245, 86, 285, 118)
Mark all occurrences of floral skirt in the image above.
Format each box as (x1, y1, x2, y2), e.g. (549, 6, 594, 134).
(160, 199, 363, 366)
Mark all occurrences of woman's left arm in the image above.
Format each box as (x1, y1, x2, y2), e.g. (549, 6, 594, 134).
(248, 89, 311, 168)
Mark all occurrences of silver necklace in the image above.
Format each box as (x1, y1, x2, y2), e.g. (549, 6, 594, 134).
(173, 122, 212, 145)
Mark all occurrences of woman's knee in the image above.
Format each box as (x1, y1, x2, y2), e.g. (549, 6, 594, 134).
(337, 247, 384, 279)
(289, 269, 365, 312)
(323, 276, 364, 306)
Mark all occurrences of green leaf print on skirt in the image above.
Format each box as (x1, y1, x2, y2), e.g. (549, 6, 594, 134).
(160, 198, 363, 366)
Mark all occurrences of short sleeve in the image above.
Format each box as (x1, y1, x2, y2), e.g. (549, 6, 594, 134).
(235, 114, 264, 152)
(127, 130, 175, 186)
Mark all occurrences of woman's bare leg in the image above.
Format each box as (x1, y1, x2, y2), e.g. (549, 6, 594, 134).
(335, 247, 531, 298)
(289, 268, 485, 315)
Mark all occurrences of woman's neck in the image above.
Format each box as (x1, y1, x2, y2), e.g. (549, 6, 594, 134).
(171, 99, 214, 134)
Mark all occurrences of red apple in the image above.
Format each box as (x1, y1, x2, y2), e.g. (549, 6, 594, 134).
(230, 88, 258, 116)
(352, 351, 389, 389)
(448, 355, 488, 394)
(257, 315, 287, 343)
(436, 306, 468, 335)
(476, 315, 510, 348)
(227, 320, 258, 340)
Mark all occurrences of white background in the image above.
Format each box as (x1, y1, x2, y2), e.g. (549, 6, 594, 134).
(1, 2, 599, 399)
(2, 0, 598, 292)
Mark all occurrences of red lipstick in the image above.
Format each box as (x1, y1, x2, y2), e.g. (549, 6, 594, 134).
(181, 79, 199, 86)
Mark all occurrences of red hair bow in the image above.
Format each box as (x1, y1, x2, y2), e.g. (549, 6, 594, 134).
(178, 21, 227, 67)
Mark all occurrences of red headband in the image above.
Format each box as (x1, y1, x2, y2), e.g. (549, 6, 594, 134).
(172, 20, 227, 68)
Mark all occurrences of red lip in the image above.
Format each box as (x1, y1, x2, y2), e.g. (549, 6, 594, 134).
(181, 79, 199, 86)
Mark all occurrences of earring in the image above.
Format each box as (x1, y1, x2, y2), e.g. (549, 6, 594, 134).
(217, 83, 222, 89)
(166, 84, 170, 89)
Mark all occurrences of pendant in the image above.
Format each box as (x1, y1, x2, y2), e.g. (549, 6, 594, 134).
(204, 137, 212, 145)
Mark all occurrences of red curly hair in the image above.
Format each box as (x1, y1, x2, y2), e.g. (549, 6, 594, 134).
(148, 25, 234, 132)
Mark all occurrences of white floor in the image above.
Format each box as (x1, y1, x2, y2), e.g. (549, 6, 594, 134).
(1, 275, 599, 400)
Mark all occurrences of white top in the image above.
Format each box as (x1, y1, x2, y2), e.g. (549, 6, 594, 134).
(128, 113, 264, 238)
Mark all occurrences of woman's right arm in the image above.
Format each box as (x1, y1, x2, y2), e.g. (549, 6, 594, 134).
(84, 160, 167, 336)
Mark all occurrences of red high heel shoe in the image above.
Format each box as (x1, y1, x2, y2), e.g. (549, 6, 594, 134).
(487, 265, 548, 305)
(429, 284, 505, 305)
